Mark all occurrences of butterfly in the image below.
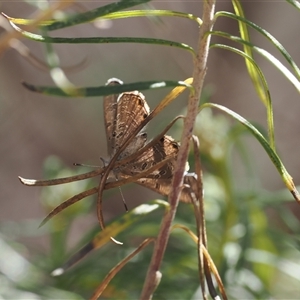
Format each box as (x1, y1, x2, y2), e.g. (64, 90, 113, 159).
(19, 78, 198, 277)
(19, 78, 197, 229)
(103, 78, 194, 203)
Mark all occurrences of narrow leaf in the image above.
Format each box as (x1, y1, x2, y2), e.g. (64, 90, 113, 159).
(45, 0, 151, 31)
(51, 201, 167, 274)
(200, 103, 300, 204)
(22, 80, 192, 97)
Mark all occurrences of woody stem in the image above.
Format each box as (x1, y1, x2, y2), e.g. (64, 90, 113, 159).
(140, 1, 216, 299)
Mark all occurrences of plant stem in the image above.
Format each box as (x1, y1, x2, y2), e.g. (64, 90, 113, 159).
(140, 1, 216, 299)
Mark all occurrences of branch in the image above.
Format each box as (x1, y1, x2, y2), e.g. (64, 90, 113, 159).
(140, 1, 216, 299)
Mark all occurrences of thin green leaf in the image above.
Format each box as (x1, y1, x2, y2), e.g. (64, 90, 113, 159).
(7, 14, 194, 55)
(22, 80, 192, 97)
(253, 47, 300, 93)
(215, 11, 300, 79)
(45, 0, 151, 31)
(99, 9, 202, 25)
(286, 0, 300, 10)
(41, 28, 77, 94)
(1, 14, 51, 26)
(200, 103, 300, 204)
(93, 200, 168, 248)
(210, 43, 275, 150)
(6, 9, 202, 26)
(210, 32, 300, 93)
(52, 200, 168, 273)
(230, 0, 265, 103)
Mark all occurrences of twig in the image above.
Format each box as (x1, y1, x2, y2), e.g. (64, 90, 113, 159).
(140, 1, 216, 299)
(90, 238, 155, 300)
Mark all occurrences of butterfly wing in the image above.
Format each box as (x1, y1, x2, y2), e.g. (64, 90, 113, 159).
(119, 135, 193, 202)
(112, 91, 150, 158)
(103, 82, 195, 203)
(119, 135, 178, 178)
(136, 176, 195, 203)
(103, 78, 123, 155)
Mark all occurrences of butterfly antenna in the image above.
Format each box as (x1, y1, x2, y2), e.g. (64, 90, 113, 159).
(77, 157, 128, 211)
(73, 162, 100, 168)
(118, 186, 128, 212)
(74, 157, 107, 168)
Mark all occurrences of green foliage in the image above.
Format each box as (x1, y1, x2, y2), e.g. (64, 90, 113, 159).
(1, 0, 300, 299)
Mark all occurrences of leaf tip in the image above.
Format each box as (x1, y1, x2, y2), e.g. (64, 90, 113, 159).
(110, 237, 123, 245)
(1, 12, 9, 19)
(18, 176, 37, 186)
(22, 81, 41, 93)
(290, 189, 300, 204)
(51, 267, 64, 277)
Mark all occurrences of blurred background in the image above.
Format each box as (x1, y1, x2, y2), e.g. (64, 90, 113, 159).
(0, 1, 300, 299)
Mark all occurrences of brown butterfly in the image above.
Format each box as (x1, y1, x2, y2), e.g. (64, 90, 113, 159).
(103, 78, 194, 203)
(19, 79, 196, 229)
(21, 78, 198, 277)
